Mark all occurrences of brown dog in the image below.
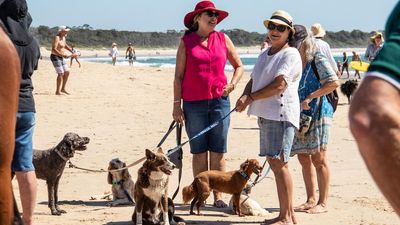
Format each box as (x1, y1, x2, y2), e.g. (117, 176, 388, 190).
(182, 159, 263, 216)
(132, 148, 185, 225)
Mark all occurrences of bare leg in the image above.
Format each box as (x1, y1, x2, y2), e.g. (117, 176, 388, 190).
(349, 77, 400, 215)
(192, 152, 208, 177)
(192, 152, 208, 207)
(61, 71, 70, 94)
(307, 150, 329, 214)
(294, 154, 316, 211)
(15, 171, 37, 225)
(56, 73, 63, 95)
(266, 158, 294, 224)
(210, 152, 227, 208)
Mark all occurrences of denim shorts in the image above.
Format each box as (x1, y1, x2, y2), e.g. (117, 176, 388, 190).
(183, 96, 230, 154)
(258, 117, 295, 163)
(12, 112, 35, 172)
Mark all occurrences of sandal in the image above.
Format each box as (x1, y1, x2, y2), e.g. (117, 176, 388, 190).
(213, 199, 228, 208)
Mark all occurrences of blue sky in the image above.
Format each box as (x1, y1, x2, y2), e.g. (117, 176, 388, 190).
(28, 0, 397, 33)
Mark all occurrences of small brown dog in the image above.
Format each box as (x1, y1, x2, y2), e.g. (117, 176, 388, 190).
(107, 158, 135, 206)
(182, 159, 263, 216)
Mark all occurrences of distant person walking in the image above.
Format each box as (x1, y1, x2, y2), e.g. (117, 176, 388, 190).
(109, 42, 118, 66)
(365, 32, 384, 62)
(125, 42, 136, 66)
(51, 25, 74, 95)
(341, 52, 349, 78)
(352, 51, 361, 79)
(260, 36, 270, 52)
(70, 44, 81, 68)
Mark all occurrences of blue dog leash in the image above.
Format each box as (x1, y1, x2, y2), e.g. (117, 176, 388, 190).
(166, 107, 236, 157)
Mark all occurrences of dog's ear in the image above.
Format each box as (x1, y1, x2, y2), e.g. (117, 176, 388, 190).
(240, 160, 249, 171)
(156, 147, 164, 154)
(107, 172, 113, 184)
(122, 164, 131, 180)
(145, 149, 155, 160)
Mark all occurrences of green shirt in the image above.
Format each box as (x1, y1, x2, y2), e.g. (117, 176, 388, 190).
(367, 1, 400, 86)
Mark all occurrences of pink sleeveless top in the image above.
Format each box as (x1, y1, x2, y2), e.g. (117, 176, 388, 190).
(182, 31, 228, 101)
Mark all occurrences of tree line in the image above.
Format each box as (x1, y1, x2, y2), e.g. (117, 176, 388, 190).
(30, 25, 378, 49)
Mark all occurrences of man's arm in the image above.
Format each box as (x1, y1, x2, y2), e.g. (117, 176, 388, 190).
(0, 27, 20, 225)
(349, 76, 400, 215)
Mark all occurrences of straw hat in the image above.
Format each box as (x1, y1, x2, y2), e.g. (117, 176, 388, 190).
(370, 31, 384, 42)
(311, 23, 326, 38)
(58, 25, 70, 32)
(263, 10, 295, 34)
(184, 1, 229, 29)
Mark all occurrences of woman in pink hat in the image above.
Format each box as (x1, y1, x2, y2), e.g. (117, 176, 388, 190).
(172, 0, 243, 209)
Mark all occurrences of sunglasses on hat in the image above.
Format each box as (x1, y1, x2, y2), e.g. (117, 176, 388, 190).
(267, 23, 288, 32)
(204, 10, 219, 18)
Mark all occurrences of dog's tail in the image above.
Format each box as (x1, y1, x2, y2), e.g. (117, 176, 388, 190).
(182, 181, 196, 204)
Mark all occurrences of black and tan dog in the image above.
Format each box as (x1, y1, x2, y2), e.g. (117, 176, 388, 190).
(132, 148, 185, 225)
(33, 132, 90, 215)
(340, 79, 359, 104)
(107, 158, 135, 206)
(182, 159, 263, 216)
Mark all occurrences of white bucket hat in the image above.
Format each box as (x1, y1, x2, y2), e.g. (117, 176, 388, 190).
(311, 23, 326, 38)
(263, 10, 295, 34)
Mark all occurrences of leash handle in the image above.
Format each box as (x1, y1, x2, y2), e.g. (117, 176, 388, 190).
(157, 121, 177, 148)
(171, 123, 183, 200)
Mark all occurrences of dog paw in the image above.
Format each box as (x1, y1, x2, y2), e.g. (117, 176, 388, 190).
(106, 202, 116, 207)
(58, 209, 67, 214)
(51, 210, 62, 216)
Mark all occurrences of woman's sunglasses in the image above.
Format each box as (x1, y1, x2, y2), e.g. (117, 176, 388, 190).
(204, 10, 219, 18)
(267, 23, 288, 32)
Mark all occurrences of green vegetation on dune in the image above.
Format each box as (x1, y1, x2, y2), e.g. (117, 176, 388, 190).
(31, 25, 380, 49)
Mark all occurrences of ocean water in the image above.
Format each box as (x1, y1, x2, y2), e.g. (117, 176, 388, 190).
(81, 52, 365, 72)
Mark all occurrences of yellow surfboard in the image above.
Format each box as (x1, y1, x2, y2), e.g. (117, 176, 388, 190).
(350, 61, 370, 72)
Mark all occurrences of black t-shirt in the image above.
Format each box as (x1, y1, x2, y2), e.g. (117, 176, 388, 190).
(15, 38, 40, 112)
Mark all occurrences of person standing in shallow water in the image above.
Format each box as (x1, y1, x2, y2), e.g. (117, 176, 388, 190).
(51, 25, 74, 95)
(109, 42, 119, 66)
(173, 0, 243, 209)
(125, 42, 136, 67)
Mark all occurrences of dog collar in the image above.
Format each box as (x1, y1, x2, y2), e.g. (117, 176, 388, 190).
(239, 171, 250, 180)
(54, 149, 68, 161)
(112, 180, 124, 186)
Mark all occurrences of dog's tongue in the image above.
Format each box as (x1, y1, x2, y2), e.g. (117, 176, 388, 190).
(166, 170, 172, 175)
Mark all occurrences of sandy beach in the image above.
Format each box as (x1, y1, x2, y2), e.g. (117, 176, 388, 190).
(11, 55, 398, 225)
